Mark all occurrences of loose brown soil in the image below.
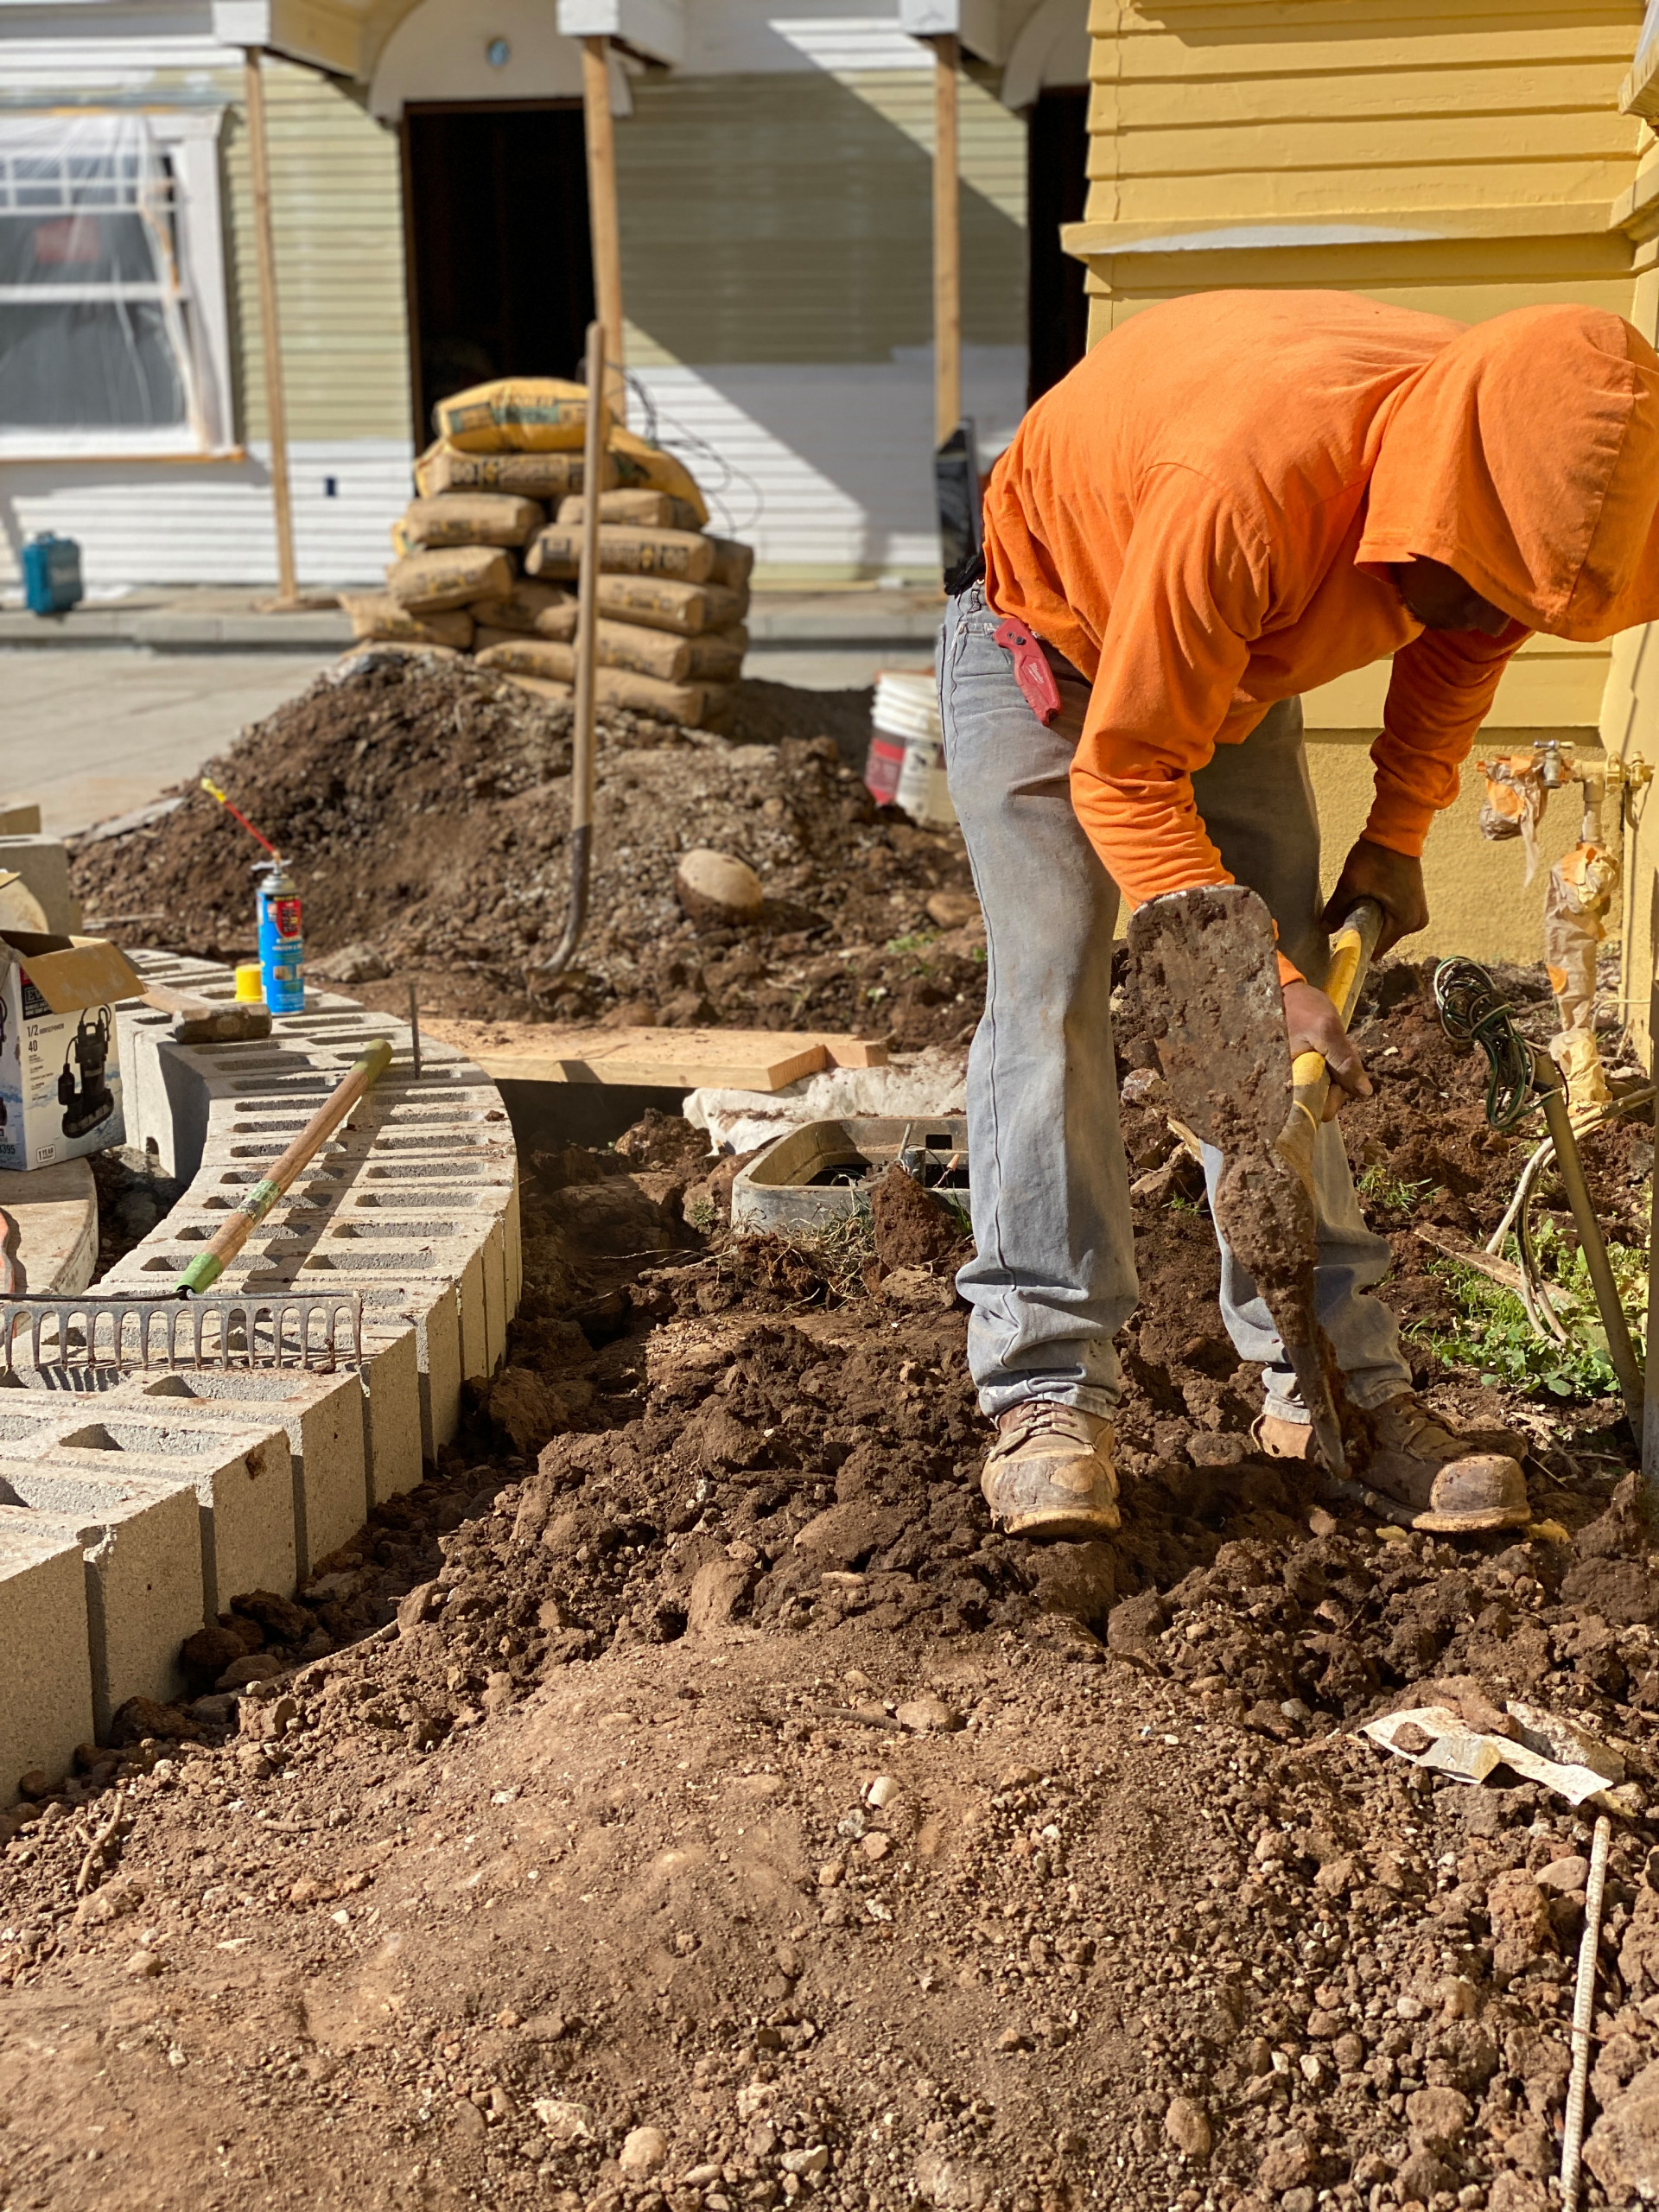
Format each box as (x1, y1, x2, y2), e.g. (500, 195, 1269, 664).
(5, 954, 1658, 2209)
(68, 660, 982, 1051)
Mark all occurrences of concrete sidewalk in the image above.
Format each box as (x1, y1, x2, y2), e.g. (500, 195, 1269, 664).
(0, 651, 337, 837)
(0, 587, 942, 838)
(0, 582, 944, 653)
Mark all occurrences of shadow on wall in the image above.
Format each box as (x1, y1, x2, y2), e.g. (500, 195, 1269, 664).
(626, 348, 1026, 574)
(615, 68, 1028, 574)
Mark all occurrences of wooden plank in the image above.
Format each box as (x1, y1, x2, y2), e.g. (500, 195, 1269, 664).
(420, 1020, 888, 1094)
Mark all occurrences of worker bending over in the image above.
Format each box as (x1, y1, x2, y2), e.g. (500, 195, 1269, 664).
(944, 290, 1659, 1540)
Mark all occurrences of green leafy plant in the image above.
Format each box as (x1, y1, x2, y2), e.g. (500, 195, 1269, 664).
(884, 930, 938, 957)
(1412, 1241, 1647, 1401)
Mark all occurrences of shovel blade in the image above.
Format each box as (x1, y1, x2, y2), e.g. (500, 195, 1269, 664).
(1127, 884, 1345, 1474)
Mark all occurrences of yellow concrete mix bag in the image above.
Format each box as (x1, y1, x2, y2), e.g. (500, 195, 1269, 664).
(683, 626, 747, 683)
(474, 637, 704, 722)
(474, 622, 690, 684)
(557, 489, 703, 532)
(386, 545, 514, 613)
(608, 427, 707, 524)
(594, 574, 748, 635)
(338, 593, 475, 650)
(426, 387, 709, 524)
(525, 524, 715, 585)
(708, 537, 754, 591)
(468, 580, 576, 639)
(403, 493, 544, 549)
(594, 620, 694, 683)
(435, 377, 588, 453)
(414, 445, 603, 500)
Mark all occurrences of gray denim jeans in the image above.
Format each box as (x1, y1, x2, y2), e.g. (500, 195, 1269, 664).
(939, 580, 1411, 1425)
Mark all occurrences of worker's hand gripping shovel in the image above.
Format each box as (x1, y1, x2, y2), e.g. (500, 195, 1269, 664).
(1125, 885, 1382, 1478)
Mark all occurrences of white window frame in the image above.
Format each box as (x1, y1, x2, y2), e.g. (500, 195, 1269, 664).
(0, 105, 235, 460)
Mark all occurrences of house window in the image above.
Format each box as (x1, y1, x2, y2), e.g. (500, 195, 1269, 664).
(0, 110, 233, 457)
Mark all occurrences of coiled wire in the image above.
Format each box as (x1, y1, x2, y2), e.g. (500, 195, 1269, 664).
(1433, 957, 1538, 1132)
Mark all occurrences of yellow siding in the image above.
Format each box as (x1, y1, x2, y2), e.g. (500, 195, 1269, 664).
(1079, 0, 1644, 238)
(223, 59, 411, 442)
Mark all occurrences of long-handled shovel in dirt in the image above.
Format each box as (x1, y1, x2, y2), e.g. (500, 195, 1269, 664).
(1127, 884, 1383, 1477)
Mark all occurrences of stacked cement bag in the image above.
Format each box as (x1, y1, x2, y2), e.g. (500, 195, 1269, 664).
(338, 377, 751, 731)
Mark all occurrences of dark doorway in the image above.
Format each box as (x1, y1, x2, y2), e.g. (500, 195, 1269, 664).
(402, 102, 594, 442)
(1027, 85, 1090, 406)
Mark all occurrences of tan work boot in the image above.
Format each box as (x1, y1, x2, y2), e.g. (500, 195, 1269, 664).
(1257, 1391, 1529, 1535)
(981, 1402, 1121, 1540)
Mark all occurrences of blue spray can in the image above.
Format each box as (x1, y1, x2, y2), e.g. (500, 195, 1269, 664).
(256, 860, 306, 1015)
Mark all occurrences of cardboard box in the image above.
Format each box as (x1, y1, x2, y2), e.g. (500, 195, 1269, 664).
(0, 931, 143, 1172)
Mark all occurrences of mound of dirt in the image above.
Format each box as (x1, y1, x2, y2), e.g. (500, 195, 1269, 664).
(3, 949, 1655, 2209)
(69, 658, 982, 1049)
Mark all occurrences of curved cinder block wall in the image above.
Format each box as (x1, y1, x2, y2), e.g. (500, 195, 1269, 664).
(0, 952, 521, 1804)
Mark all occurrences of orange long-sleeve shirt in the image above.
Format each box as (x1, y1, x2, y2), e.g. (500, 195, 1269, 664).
(982, 289, 1659, 941)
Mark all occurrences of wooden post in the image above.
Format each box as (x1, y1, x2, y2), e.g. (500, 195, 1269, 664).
(537, 319, 607, 984)
(582, 35, 627, 427)
(243, 48, 300, 607)
(932, 31, 962, 449)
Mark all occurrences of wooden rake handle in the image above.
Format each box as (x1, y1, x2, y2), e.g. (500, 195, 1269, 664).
(175, 1038, 392, 1295)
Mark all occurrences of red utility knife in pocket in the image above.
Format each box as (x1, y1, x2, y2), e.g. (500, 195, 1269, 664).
(992, 616, 1063, 727)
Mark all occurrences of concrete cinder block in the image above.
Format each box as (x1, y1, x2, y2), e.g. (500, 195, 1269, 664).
(0, 834, 79, 933)
(456, 1245, 487, 1382)
(124, 1368, 369, 1580)
(0, 1512, 94, 1805)
(482, 1211, 508, 1375)
(0, 1470, 200, 1733)
(416, 1284, 462, 1463)
(48, 1416, 293, 1621)
(359, 1324, 422, 1503)
(505, 1169, 523, 1314)
(3, 943, 517, 1764)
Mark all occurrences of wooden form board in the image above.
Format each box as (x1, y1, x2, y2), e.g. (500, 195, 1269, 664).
(421, 1019, 887, 1094)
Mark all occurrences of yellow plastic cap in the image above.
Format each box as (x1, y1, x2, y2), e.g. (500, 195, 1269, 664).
(234, 962, 264, 1002)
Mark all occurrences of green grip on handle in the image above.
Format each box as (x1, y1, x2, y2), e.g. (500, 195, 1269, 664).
(176, 1250, 225, 1296)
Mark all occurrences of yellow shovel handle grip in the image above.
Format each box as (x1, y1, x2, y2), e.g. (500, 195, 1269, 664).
(1286, 900, 1383, 1122)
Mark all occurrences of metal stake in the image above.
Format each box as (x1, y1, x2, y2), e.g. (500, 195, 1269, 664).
(1561, 1813, 1611, 2212)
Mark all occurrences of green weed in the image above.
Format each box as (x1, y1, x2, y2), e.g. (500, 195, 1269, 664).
(1357, 1165, 1439, 1216)
(884, 930, 938, 957)
(1411, 1237, 1647, 1401)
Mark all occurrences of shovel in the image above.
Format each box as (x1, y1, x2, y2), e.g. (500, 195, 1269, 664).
(1126, 884, 1383, 1476)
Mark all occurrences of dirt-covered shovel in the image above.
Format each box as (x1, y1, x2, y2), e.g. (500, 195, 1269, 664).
(1126, 884, 1382, 1478)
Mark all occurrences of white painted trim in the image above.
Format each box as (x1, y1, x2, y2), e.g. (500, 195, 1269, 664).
(1096, 223, 1441, 254)
(998, 0, 1087, 110)
(897, 0, 1002, 63)
(369, 0, 591, 121)
(556, 0, 683, 65)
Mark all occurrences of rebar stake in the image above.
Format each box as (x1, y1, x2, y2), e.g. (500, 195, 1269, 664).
(1561, 1812, 1611, 2212)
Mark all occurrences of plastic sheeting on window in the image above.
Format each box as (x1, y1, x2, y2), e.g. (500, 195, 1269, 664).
(0, 111, 204, 451)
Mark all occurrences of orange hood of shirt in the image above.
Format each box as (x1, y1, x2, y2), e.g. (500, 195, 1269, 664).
(1358, 302, 1659, 643)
